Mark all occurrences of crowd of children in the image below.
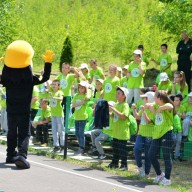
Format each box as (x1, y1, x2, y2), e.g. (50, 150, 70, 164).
(0, 44, 192, 186)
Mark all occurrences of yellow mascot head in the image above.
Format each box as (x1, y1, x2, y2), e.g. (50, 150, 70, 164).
(4, 40, 34, 68)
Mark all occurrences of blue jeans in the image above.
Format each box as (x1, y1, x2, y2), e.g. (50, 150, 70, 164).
(148, 130, 174, 179)
(75, 120, 87, 149)
(134, 135, 152, 175)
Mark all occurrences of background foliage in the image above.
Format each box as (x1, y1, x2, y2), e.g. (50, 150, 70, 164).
(1, 0, 191, 74)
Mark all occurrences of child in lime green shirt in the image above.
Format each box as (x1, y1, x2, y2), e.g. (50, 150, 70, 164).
(103, 65, 120, 102)
(132, 91, 155, 177)
(151, 44, 172, 83)
(127, 50, 146, 104)
(157, 72, 172, 94)
(49, 80, 64, 152)
(172, 71, 188, 104)
(107, 87, 130, 170)
(148, 90, 174, 186)
(72, 81, 90, 155)
(0, 87, 7, 135)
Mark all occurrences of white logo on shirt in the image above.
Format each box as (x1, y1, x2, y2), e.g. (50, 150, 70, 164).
(105, 83, 112, 93)
(160, 59, 167, 67)
(75, 99, 82, 110)
(50, 98, 57, 108)
(131, 68, 140, 77)
(60, 79, 68, 89)
(155, 113, 163, 125)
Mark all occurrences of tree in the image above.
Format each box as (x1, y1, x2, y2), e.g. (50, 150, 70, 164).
(0, 0, 18, 52)
(152, 0, 192, 40)
(59, 36, 74, 71)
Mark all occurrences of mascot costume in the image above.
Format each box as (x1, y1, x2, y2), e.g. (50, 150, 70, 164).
(1, 40, 54, 169)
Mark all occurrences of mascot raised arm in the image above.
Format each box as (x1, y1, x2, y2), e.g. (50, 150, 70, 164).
(1, 40, 54, 169)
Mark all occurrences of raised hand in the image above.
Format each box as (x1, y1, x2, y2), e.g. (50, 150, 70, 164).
(42, 50, 55, 63)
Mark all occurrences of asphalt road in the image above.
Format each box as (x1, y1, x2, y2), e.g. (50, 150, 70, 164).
(0, 145, 177, 192)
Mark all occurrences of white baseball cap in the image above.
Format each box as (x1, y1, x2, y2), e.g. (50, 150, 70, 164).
(108, 101, 116, 107)
(123, 65, 129, 70)
(79, 63, 89, 71)
(133, 49, 142, 57)
(117, 67, 122, 72)
(96, 78, 104, 84)
(160, 72, 168, 82)
(78, 81, 88, 88)
(116, 86, 129, 102)
(140, 91, 155, 103)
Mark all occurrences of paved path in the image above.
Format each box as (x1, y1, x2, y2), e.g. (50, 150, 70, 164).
(0, 145, 178, 192)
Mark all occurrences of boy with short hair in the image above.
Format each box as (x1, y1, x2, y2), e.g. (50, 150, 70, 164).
(89, 59, 105, 84)
(32, 98, 51, 147)
(107, 87, 130, 171)
(151, 44, 172, 83)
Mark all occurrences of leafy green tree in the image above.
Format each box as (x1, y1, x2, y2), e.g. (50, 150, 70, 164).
(0, 0, 18, 52)
(152, 0, 192, 40)
(59, 36, 74, 71)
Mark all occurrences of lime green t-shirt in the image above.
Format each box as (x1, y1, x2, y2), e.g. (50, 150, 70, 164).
(103, 76, 120, 102)
(175, 105, 185, 115)
(174, 83, 188, 98)
(183, 103, 192, 116)
(173, 114, 182, 133)
(72, 93, 88, 120)
(56, 73, 75, 96)
(142, 55, 149, 65)
(138, 109, 155, 137)
(158, 80, 172, 94)
(90, 67, 104, 82)
(31, 86, 39, 110)
(95, 90, 104, 102)
(120, 76, 128, 88)
(112, 102, 130, 140)
(135, 98, 144, 110)
(85, 73, 91, 81)
(127, 61, 146, 88)
(103, 116, 113, 137)
(49, 90, 64, 117)
(41, 106, 51, 121)
(157, 53, 172, 76)
(153, 105, 173, 139)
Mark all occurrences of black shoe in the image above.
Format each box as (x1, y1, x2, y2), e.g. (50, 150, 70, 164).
(6, 156, 17, 164)
(107, 163, 118, 169)
(52, 146, 60, 153)
(14, 156, 30, 169)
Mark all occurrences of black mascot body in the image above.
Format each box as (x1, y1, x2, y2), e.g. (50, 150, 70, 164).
(1, 40, 54, 169)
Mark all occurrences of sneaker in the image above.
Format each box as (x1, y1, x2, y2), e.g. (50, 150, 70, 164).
(52, 146, 60, 153)
(60, 146, 65, 153)
(107, 163, 118, 169)
(159, 177, 172, 186)
(138, 166, 145, 177)
(74, 148, 84, 155)
(98, 154, 106, 160)
(41, 143, 48, 147)
(119, 165, 127, 171)
(88, 146, 97, 154)
(2, 131, 7, 136)
(153, 172, 165, 184)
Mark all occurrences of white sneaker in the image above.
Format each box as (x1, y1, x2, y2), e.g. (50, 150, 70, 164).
(153, 172, 165, 183)
(74, 148, 84, 156)
(159, 177, 172, 186)
(138, 166, 145, 177)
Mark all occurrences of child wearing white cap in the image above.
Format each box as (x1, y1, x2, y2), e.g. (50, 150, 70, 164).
(157, 72, 172, 94)
(107, 86, 130, 171)
(127, 50, 146, 104)
(132, 91, 155, 177)
(79, 63, 91, 83)
(72, 81, 90, 155)
(120, 65, 129, 88)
